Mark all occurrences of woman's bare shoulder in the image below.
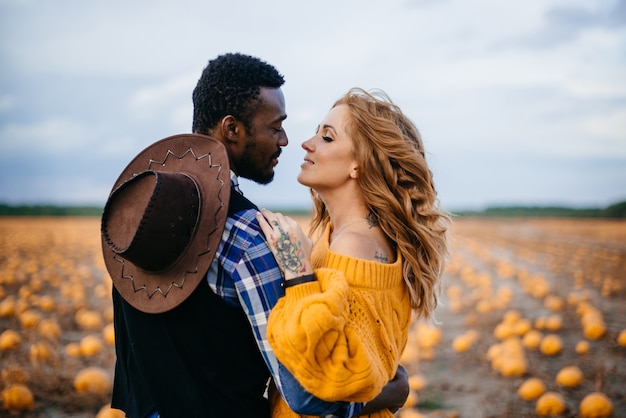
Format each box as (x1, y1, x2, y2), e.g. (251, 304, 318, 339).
(330, 230, 394, 263)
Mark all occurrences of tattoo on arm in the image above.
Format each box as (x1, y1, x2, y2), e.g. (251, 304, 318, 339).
(271, 221, 304, 275)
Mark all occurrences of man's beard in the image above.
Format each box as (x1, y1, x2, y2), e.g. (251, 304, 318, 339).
(238, 140, 275, 185)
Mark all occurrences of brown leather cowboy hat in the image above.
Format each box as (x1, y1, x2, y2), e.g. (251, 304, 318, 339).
(101, 133, 230, 313)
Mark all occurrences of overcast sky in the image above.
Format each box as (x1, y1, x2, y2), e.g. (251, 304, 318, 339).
(1, 0, 625, 211)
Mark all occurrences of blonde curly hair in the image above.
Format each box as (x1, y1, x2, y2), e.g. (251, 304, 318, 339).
(309, 88, 450, 320)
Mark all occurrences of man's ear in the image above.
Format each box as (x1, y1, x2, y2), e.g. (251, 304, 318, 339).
(219, 115, 241, 144)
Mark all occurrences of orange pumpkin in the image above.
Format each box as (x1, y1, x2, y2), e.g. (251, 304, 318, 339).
(73, 367, 112, 396)
(579, 392, 613, 418)
(103, 306, 115, 323)
(408, 374, 427, 392)
(402, 390, 419, 408)
(0, 329, 22, 351)
(493, 322, 515, 340)
(0, 297, 16, 318)
(18, 310, 42, 330)
(65, 342, 82, 358)
(518, 378, 546, 401)
(489, 337, 527, 378)
(499, 356, 527, 378)
(522, 330, 542, 350)
(503, 310, 522, 323)
(544, 314, 563, 331)
(29, 342, 54, 365)
(96, 405, 126, 418)
(37, 318, 62, 340)
(583, 321, 606, 340)
(544, 295, 564, 312)
(534, 316, 547, 330)
(512, 318, 532, 336)
(575, 340, 590, 355)
(555, 366, 583, 388)
(79, 335, 103, 357)
(37, 295, 56, 312)
(75, 309, 103, 330)
(416, 323, 442, 349)
(1, 383, 34, 412)
(452, 331, 478, 352)
(539, 334, 563, 356)
(535, 392, 566, 416)
(103, 323, 115, 346)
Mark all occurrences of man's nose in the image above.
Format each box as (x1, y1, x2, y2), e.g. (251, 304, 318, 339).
(279, 131, 288, 147)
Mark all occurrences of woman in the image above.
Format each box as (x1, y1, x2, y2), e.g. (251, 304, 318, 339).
(257, 88, 450, 417)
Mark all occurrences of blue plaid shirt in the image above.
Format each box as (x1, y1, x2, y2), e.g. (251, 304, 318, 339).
(205, 178, 363, 418)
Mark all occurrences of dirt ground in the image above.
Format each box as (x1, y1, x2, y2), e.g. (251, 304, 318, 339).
(0, 217, 624, 417)
(398, 218, 626, 418)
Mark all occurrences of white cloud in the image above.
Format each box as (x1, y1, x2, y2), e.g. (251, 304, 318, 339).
(580, 107, 626, 145)
(0, 117, 149, 159)
(0, 118, 93, 154)
(0, 96, 15, 112)
(0, 0, 624, 207)
(128, 72, 196, 124)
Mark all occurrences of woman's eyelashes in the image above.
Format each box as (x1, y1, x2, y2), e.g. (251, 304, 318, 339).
(315, 125, 333, 142)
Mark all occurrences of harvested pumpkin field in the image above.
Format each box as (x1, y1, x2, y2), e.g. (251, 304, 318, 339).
(0, 217, 624, 417)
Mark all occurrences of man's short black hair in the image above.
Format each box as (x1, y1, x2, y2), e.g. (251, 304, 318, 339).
(192, 53, 285, 135)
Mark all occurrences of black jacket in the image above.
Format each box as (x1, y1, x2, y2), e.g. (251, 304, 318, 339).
(111, 191, 270, 418)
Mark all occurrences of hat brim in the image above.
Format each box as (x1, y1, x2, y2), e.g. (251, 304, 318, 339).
(101, 134, 230, 313)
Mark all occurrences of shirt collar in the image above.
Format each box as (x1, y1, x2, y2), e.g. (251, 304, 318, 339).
(230, 170, 242, 194)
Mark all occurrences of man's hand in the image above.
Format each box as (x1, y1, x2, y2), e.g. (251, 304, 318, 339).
(356, 364, 410, 416)
(256, 209, 313, 279)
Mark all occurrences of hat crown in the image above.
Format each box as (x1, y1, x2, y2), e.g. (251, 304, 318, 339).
(102, 170, 200, 273)
(101, 134, 230, 313)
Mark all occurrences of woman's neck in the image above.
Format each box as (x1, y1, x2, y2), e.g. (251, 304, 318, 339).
(315, 184, 371, 236)
(325, 200, 370, 233)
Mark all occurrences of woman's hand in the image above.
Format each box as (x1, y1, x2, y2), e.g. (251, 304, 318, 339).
(256, 209, 314, 280)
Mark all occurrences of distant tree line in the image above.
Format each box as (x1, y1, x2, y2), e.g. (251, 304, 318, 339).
(453, 200, 626, 219)
(0, 204, 103, 217)
(0, 201, 624, 218)
(0, 204, 310, 218)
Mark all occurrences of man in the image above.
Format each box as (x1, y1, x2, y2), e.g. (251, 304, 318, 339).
(104, 53, 407, 417)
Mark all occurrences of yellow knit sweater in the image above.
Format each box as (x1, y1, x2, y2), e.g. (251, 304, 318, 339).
(267, 224, 411, 418)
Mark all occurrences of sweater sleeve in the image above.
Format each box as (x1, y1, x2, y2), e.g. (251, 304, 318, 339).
(267, 267, 388, 403)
